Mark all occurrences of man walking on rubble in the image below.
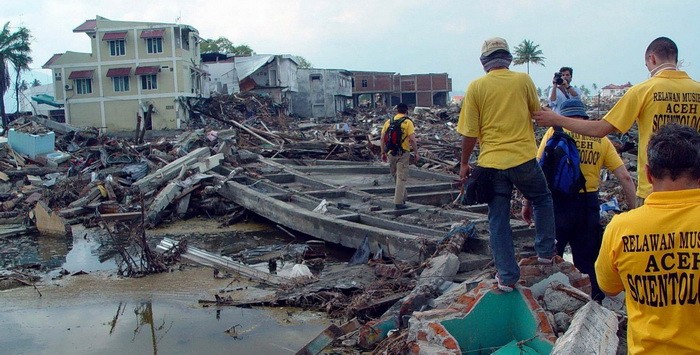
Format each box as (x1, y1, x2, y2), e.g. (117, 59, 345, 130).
(523, 99, 637, 301)
(457, 37, 556, 292)
(380, 103, 419, 210)
(595, 124, 700, 354)
(534, 36, 700, 206)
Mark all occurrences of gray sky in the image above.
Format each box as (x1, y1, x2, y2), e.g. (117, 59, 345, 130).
(3, 0, 699, 110)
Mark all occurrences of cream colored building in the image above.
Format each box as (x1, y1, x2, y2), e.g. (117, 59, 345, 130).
(42, 16, 204, 131)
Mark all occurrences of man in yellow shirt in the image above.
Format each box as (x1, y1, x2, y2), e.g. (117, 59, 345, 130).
(595, 124, 700, 354)
(533, 37, 700, 205)
(524, 99, 636, 301)
(380, 103, 419, 209)
(458, 37, 556, 292)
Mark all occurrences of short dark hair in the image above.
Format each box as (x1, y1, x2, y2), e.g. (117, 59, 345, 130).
(396, 103, 408, 114)
(646, 37, 678, 63)
(559, 67, 573, 75)
(647, 124, 700, 181)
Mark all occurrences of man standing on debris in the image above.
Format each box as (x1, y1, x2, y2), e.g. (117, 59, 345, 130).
(457, 37, 556, 292)
(534, 37, 700, 206)
(595, 124, 700, 354)
(548, 66, 581, 113)
(380, 103, 419, 209)
(523, 99, 636, 301)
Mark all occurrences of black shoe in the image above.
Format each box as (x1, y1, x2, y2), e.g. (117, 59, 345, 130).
(395, 204, 408, 210)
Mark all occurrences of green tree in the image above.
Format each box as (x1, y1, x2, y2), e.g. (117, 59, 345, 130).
(200, 37, 254, 56)
(296, 56, 312, 69)
(31, 78, 41, 87)
(0, 22, 31, 132)
(579, 84, 590, 97)
(512, 39, 545, 74)
(536, 87, 543, 98)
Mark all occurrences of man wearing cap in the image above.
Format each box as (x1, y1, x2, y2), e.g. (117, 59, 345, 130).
(523, 99, 637, 301)
(457, 37, 556, 292)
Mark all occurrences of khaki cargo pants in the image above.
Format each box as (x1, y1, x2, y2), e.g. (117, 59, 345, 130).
(388, 152, 410, 205)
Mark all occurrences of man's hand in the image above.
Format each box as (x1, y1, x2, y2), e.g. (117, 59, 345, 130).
(411, 153, 419, 165)
(459, 163, 471, 183)
(532, 108, 560, 127)
(381, 152, 387, 162)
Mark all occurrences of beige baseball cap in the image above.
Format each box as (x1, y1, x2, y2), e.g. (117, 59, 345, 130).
(481, 37, 510, 56)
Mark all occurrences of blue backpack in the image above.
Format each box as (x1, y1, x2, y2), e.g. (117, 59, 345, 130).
(538, 126, 586, 194)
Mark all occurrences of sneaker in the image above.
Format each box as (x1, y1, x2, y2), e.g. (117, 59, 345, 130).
(495, 273, 515, 293)
(395, 204, 408, 210)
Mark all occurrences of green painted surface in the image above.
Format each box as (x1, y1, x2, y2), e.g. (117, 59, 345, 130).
(440, 289, 553, 354)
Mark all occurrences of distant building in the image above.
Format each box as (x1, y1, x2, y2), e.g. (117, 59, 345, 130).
(19, 84, 64, 121)
(42, 15, 204, 131)
(350, 71, 452, 108)
(202, 54, 299, 113)
(291, 68, 352, 118)
(601, 82, 633, 98)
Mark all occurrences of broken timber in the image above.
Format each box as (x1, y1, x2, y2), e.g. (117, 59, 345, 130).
(156, 237, 289, 286)
(218, 158, 533, 265)
(133, 147, 210, 193)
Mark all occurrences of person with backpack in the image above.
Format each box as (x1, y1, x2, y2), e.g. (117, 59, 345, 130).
(523, 99, 637, 301)
(457, 37, 556, 292)
(380, 103, 418, 209)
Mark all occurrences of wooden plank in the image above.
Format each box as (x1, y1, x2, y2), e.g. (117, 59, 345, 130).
(132, 147, 210, 193)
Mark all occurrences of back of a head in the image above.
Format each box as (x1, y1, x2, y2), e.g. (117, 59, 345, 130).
(396, 103, 408, 114)
(646, 37, 679, 63)
(647, 124, 700, 180)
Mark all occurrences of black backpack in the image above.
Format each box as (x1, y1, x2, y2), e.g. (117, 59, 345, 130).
(384, 116, 410, 155)
(538, 126, 587, 194)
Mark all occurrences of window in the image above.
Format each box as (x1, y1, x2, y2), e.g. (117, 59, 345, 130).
(310, 74, 322, 81)
(147, 38, 163, 54)
(54, 72, 62, 81)
(361, 79, 368, 88)
(75, 79, 92, 94)
(109, 40, 125, 56)
(141, 75, 157, 90)
(113, 76, 129, 92)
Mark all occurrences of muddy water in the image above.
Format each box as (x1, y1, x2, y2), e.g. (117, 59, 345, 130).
(0, 218, 337, 354)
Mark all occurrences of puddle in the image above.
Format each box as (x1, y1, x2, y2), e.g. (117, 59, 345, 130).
(0, 299, 329, 354)
(0, 217, 349, 354)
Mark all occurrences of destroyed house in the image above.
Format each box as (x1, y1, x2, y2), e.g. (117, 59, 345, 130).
(42, 15, 204, 131)
(203, 54, 299, 114)
(291, 68, 353, 118)
(351, 71, 452, 108)
(601, 82, 633, 98)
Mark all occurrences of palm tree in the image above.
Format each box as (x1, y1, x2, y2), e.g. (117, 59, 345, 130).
(0, 22, 31, 133)
(512, 39, 545, 74)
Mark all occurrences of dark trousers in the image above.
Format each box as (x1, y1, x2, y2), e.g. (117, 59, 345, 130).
(553, 191, 604, 301)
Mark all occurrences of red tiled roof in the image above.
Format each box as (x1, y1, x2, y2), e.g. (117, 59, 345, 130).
(140, 28, 165, 39)
(106, 67, 132, 77)
(135, 66, 159, 76)
(73, 19, 97, 32)
(102, 31, 128, 41)
(68, 70, 94, 80)
(42, 53, 63, 68)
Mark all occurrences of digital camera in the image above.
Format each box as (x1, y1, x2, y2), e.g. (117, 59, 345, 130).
(553, 72, 564, 85)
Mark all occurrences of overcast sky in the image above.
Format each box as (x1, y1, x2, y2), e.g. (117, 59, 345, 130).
(3, 0, 699, 109)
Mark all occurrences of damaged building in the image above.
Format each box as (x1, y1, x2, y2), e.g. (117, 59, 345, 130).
(351, 71, 452, 108)
(42, 15, 205, 131)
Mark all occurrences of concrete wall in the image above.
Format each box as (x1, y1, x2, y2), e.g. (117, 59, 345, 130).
(292, 68, 352, 118)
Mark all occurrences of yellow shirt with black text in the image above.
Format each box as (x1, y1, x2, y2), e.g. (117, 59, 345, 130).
(603, 70, 700, 198)
(595, 189, 700, 354)
(536, 127, 624, 192)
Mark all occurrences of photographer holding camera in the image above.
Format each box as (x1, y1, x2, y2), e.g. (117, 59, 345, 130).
(548, 67, 581, 113)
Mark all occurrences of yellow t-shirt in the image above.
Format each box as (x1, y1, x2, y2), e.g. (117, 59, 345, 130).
(456, 69, 541, 169)
(603, 70, 700, 198)
(536, 127, 624, 192)
(381, 114, 415, 152)
(595, 188, 700, 354)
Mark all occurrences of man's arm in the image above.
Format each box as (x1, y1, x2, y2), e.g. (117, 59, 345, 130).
(459, 136, 478, 181)
(408, 133, 419, 164)
(611, 165, 637, 210)
(380, 126, 387, 162)
(549, 86, 557, 102)
(533, 110, 617, 138)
